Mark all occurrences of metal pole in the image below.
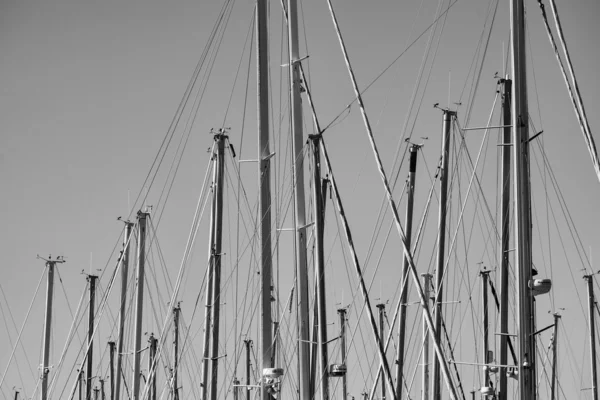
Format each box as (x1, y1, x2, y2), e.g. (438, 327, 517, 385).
(87, 275, 98, 400)
(288, 0, 311, 396)
(377, 304, 386, 400)
(585, 275, 598, 400)
(108, 342, 115, 400)
(173, 305, 180, 400)
(511, 0, 534, 397)
(338, 309, 347, 400)
(209, 132, 226, 400)
(148, 334, 157, 400)
(41, 257, 63, 400)
(272, 321, 279, 370)
(311, 136, 330, 400)
(245, 340, 252, 400)
(79, 369, 83, 400)
(481, 270, 491, 390)
(396, 144, 419, 399)
(116, 222, 133, 400)
(100, 379, 106, 400)
(432, 109, 453, 400)
(551, 313, 560, 400)
(499, 78, 512, 400)
(422, 274, 432, 400)
(131, 212, 149, 400)
(256, 0, 274, 398)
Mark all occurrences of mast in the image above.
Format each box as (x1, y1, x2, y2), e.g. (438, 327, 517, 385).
(131, 211, 149, 400)
(172, 305, 180, 400)
(87, 275, 98, 400)
(209, 131, 226, 400)
(511, 0, 534, 397)
(310, 135, 330, 400)
(79, 369, 84, 400)
(256, 0, 274, 396)
(377, 304, 386, 400)
(498, 77, 512, 400)
(396, 144, 419, 399)
(40, 256, 64, 400)
(585, 275, 598, 400)
(338, 308, 347, 400)
(422, 273, 432, 400)
(288, 0, 311, 394)
(550, 313, 560, 400)
(115, 222, 133, 400)
(480, 270, 491, 392)
(245, 340, 252, 400)
(108, 342, 115, 400)
(148, 334, 157, 400)
(100, 379, 106, 400)
(432, 109, 453, 400)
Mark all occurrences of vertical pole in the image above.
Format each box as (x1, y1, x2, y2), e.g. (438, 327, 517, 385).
(233, 379, 240, 400)
(311, 136, 330, 400)
(288, 0, 311, 396)
(481, 270, 491, 389)
(116, 222, 133, 400)
(585, 275, 598, 400)
(272, 321, 279, 368)
(396, 145, 419, 399)
(108, 342, 115, 400)
(245, 340, 252, 400)
(131, 211, 149, 400)
(14, 390, 18, 400)
(511, 0, 534, 397)
(173, 305, 180, 400)
(432, 109, 453, 400)
(422, 274, 432, 400)
(79, 369, 83, 400)
(94, 388, 99, 400)
(209, 132, 226, 400)
(499, 78, 512, 400)
(377, 304, 386, 400)
(87, 275, 98, 400)
(338, 309, 347, 400)
(256, 0, 274, 397)
(148, 334, 157, 400)
(100, 379, 106, 400)
(550, 313, 560, 400)
(41, 258, 59, 400)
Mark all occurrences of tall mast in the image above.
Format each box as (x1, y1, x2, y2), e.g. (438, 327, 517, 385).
(172, 305, 180, 400)
(245, 340, 252, 400)
(338, 308, 347, 400)
(480, 270, 491, 393)
(108, 341, 115, 400)
(377, 304, 386, 400)
(79, 369, 84, 400)
(209, 132, 226, 400)
(550, 313, 560, 400)
(131, 211, 149, 400)
(396, 144, 419, 398)
(256, 0, 274, 397)
(115, 222, 133, 400)
(432, 109, 453, 400)
(40, 256, 64, 400)
(148, 334, 157, 400)
(422, 273, 432, 400)
(498, 77, 512, 400)
(288, 0, 311, 396)
(86, 275, 98, 400)
(510, 0, 534, 397)
(585, 275, 598, 400)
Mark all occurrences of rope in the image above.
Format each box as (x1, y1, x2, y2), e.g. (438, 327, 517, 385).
(537, 0, 600, 184)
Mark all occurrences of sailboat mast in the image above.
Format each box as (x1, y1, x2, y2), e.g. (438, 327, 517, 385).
(585, 275, 598, 400)
(108, 341, 115, 400)
(511, 0, 535, 397)
(422, 273, 432, 400)
(245, 340, 252, 400)
(288, 0, 311, 396)
(550, 312, 560, 400)
(148, 334, 157, 400)
(209, 132, 226, 400)
(481, 270, 491, 391)
(396, 144, 419, 398)
(433, 109, 453, 400)
(499, 77, 512, 400)
(131, 211, 148, 400)
(115, 221, 133, 400)
(377, 304, 386, 400)
(310, 135, 330, 400)
(338, 308, 347, 400)
(86, 275, 98, 400)
(41, 256, 63, 400)
(256, 0, 274, 397)
(172, 305, 180, 400)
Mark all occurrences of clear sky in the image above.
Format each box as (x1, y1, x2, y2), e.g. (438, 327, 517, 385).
(1, 0, 600, 399)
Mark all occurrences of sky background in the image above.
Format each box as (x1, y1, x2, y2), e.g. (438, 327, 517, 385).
(1, 0, 600, 398)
